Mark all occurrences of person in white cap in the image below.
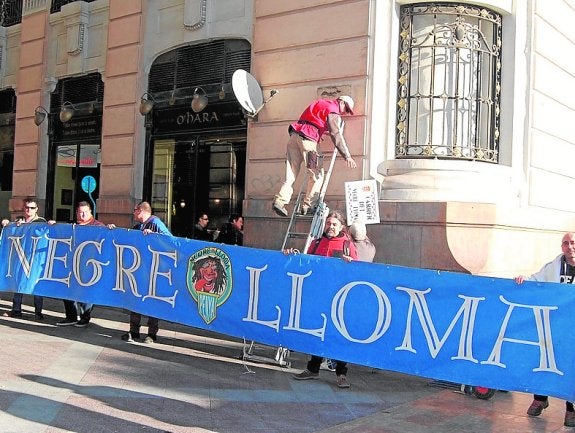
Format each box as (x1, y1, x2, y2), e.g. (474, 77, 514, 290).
(348, 221, 376, 263)
(272, 95, 357, 217)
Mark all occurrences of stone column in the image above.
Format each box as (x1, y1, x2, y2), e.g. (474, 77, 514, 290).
(97, 0, 146, 227)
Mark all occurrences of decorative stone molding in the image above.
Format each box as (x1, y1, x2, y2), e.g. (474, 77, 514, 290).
(44, 76, 57, 93)
(184, 0, 207, 31)
(67, 22, 85, 55)
(64, 3, 90, 56)
(23, 0, 48, 15)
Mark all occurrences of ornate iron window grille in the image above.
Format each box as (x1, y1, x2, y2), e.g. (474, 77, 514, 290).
(1, 0, 22, 27)
(396, 3, 502, 162)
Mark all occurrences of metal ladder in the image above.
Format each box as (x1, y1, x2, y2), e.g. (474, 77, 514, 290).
(241, 148, 339, 368)
(281, 148, 338, 252)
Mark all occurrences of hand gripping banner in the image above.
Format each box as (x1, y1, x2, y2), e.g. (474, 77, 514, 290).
(1, 223, 575, 400)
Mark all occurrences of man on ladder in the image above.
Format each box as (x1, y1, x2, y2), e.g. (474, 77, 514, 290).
(242, 96, 357, 368)
(272, 95, 357, 218)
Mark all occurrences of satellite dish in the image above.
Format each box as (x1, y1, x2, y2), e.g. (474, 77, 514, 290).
(232, 69, 278, 118)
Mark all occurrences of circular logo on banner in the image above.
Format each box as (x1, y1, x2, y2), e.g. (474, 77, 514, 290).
(186, 246, 233, 324)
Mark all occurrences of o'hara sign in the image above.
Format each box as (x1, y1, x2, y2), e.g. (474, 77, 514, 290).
(1, 223, 574, 400)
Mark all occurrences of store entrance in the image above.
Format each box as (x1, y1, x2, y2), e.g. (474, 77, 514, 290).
(150, 135, 246, 238)
(50, 143, 100, 222)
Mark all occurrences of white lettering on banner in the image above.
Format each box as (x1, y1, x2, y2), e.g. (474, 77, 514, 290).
(332, 281, 392, 343)
(40, 236, 72, 285)
(73, 240, 109, 286)
(396, 287, 485, 361)
(482, 296, 562, 375)
(283, 271, 327, 339)
(243, 265, 281, 331)
(3, 228, 568, 378)
(5, 234, 178, 307)
(6, 235, 42, 278)
(112, 241, 142, 296)
(142, 246, 178, 306)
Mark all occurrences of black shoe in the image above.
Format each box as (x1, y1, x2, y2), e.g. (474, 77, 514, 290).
(121, 332, 140, 342)
(272, 201, 289, 217)
(74, 318, 90, 328)
(143, 334, 157, 344)
(34, 312, 44, 320)
(56, 318, 78, 326)
(3, 311, 23, 318)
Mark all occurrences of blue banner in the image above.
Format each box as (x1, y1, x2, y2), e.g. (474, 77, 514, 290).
(1, 223, 574, 400)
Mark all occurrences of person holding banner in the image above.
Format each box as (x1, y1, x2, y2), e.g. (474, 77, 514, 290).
(272, 96, 357, 218)
(285, 210, 358, 388)
(49, 201, 106, 327)
(121, 201, 172, 344)
(514, 231, 575, 427)
(1, 197, 46, 320)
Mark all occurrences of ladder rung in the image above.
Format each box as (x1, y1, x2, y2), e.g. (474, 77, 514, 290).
(287, 232, 308, 238)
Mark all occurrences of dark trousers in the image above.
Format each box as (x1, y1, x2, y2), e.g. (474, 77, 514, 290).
(63, 300, 93, 321)
(534, 394, 574, 411)
(129, 312, 159, 337)
(12, 293, 43, 314)
(307, 355, 348, 376)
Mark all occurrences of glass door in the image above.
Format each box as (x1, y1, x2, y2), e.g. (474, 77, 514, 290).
(52, 143, 100, 221)
(150, 135, 245, 238)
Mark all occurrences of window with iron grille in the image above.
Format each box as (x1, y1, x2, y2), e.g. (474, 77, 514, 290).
(50, 72, 104, 113)
(148, 39, 251, 97)
(396, 3, 502, 162)
(0, 0, 22, 27)
(50, 0, 97, 14)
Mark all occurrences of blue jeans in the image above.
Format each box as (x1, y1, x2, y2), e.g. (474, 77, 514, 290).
(12, 293, 43, 314)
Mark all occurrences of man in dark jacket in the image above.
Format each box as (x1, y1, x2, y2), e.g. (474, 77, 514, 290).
(193, 213, 213, 242)
(216, 214, 243, 246)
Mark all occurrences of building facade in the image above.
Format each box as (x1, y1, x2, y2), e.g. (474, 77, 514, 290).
(2, 0, 574, 278)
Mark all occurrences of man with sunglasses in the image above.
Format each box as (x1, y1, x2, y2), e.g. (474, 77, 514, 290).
(1, 197, 46, 319)
(272, 95, 357, 217)
(193, 213, 213, 242)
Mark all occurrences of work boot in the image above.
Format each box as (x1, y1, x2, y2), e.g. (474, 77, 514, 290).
(272, 201, 288, 217)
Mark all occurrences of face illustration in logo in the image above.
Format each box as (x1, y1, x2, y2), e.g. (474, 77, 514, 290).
(187, 247, 233, 324)
(192, 256, 226, 294)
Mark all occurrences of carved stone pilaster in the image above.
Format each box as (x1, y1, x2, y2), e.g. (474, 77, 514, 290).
(64, 2, 90, 56)
(184, 0, 207, 31)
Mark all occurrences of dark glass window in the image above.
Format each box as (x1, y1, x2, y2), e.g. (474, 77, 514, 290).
(50, 0, 97, 14)
(396, 3, 502, 162)
(0, 89, 15, 191)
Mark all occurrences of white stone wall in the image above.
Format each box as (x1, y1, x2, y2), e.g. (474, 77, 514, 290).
(527, 0, 575, 212)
